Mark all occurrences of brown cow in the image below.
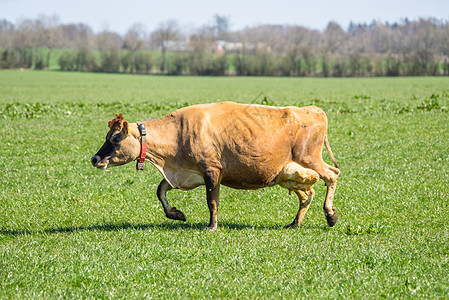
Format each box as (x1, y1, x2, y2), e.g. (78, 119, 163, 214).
(91, 102, 340, 230)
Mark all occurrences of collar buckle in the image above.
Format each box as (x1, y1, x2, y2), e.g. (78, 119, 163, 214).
(136, 161, 145, 170)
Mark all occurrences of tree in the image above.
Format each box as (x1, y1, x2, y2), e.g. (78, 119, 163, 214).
(13, 18, 40, 68)
(0, 19, 15, 49)
(320, 21, 346, 76)
(212, 14, 231, 40)
(322, 21, 346, 54)
(123, 23, 146, 73)
(96, 28, 122, 72)
(58, 23, 93, 50)
(0, 19, 17, 68)
(150, 20, 180, 72)
(37, 15, 61, 69)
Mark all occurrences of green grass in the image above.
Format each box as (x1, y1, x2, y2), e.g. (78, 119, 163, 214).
(1, 70, 449, 298)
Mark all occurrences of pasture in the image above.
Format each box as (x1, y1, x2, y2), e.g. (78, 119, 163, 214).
(1, 71, 448, 298)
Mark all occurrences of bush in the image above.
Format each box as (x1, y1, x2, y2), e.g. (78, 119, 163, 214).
(276, 56, 293, 76)
(210, 54, 228, 76)
(34, 52, 45, 70)
(17, 48, 34, 69)
(59, 50, 77, 71)
(134, 51, 153, 74)
(100, 50, 121, 73)
(234, 53, 276, 76)
(76, 49, 98, 72)
(332, 58, 348, 77)
(167, 52, 186, 75)
(187, 53, 228, 76)
(0, 50, 18, 69)
(234, 54, 249, 76)
(121, 51, 130, 72)
(385, 55, 401, 76)
(404, 50, 438, 76)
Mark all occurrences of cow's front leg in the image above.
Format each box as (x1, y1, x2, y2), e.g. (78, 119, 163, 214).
(204, 168, 222, 231)
(156, 179, 186, 221)
(286, 189, 314, 228)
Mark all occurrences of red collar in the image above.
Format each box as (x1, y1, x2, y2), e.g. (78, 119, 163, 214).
(136, 123, 147, 170)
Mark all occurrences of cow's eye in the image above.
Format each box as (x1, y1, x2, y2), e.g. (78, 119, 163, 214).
(111, 135, 121, 144)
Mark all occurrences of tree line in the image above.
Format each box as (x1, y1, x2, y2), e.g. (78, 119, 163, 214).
(1, 15, 449, 76)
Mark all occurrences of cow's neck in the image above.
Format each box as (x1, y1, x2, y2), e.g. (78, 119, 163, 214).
(136, 117, 179, 168)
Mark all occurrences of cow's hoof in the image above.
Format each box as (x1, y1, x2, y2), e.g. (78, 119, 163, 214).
(285, 222, 299, 229)
(326, 212, 338, 227)
(205, 224, 218, 231)
(167, 207, 186, 222)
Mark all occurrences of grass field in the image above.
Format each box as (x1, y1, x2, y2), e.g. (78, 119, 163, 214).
(1, 70, 448, 298)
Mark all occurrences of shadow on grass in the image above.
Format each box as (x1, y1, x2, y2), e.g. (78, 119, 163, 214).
(0, 221, 331, 236)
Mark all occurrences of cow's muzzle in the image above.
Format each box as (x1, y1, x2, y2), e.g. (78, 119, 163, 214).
(91, 155, 108, 169)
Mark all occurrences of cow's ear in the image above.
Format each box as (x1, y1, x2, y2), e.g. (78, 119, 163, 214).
(123, 121, 130, 135)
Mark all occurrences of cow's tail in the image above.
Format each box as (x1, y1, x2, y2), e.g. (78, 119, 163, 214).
(324, 134, 339, 169)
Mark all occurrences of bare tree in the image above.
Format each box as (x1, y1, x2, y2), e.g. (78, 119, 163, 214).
(150, 20, 180, 72)
(123, 23, 146, 72)
(58, 23, 93, 50)
(96, 27, 122, 72)
(320, 21, 346, 76)
(0, 19, 15, 49)
(322, 21, 346, 54)
(13, 18, 41, 68)
(0, 19, 16, 68)
(36, 15, 61, 69)
(212, 14, 231, 40)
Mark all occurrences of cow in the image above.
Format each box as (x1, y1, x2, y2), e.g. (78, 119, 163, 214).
(91, 102, 340, 230)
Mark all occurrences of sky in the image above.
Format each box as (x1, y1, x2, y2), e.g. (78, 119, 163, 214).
(1, 0, 448, 34)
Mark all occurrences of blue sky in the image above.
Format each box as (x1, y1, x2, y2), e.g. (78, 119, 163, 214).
(1, 0, 448, 34)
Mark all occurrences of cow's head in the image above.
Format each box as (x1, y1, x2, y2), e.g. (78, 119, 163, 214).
(91, 114, 141, 169)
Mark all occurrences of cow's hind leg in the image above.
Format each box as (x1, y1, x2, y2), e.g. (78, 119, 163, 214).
(312, 163, 340, 227)
(286, 189, 315, 228)
(157, 179, 186, 221)
(321, 164, 340, 227)
(299, 160, 340, 227)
